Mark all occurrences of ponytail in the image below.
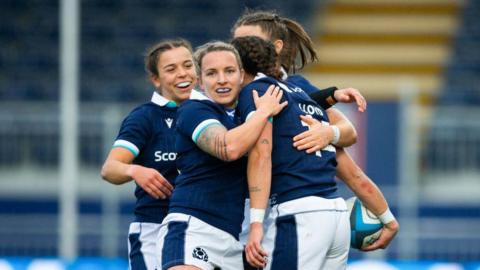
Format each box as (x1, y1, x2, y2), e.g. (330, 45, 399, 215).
(232, 10, 318, 73)
(282, 18, 318, 73)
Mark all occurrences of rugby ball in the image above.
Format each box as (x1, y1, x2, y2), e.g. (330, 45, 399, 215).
(346, 196, 383, 249)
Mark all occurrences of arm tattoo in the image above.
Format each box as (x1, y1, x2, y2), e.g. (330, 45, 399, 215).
(196, 124, 230, 161)
(213, 132, 229, 161)
(260, 139, 270, 145)
(249, 186, 261, 193)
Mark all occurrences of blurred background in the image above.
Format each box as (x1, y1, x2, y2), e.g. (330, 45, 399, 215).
(0, 0, 479, 269)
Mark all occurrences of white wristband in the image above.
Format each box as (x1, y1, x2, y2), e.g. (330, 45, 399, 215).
(378, 208, 396, 224)
(250, 208, 265, 224)
(331, 125, 341, 145)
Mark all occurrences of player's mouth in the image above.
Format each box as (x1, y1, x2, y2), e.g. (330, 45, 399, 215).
(176, 81, 192, 90)
(215, 88, 232, 94)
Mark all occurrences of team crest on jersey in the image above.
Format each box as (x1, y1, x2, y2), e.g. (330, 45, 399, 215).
(165, 118, 173, 128)
(192, 247, 208, 262)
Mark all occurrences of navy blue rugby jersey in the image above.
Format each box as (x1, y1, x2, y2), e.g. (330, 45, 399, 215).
(170, 95, 248, 239)
(113, 91, 180, 223)
(285, 74, 321, 95)
(236, 73, 339, 206)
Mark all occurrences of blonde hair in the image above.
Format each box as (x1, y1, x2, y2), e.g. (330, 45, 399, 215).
(194, 41, 243, 74)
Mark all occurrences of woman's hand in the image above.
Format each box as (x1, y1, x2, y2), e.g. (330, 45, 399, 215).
(253, 85, 288, 117)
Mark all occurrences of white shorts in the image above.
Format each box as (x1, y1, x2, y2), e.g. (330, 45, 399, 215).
(156, 213, 245, 270)
(263, 196, 350, 270)
(128, 222, 161, 270)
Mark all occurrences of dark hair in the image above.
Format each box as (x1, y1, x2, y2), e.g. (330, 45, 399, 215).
(144, 39, 194, 77)
(231, 36, 282, 80)
(194, 41, 243, 74)
(232, 10, 318, 73)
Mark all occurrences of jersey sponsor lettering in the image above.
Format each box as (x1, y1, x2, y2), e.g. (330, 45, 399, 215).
(154, 151, 177, 161)
(298, 103, 324, 117)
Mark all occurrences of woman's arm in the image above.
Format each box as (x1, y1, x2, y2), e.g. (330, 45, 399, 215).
(245, 123, 272, 268)
(196, 85, 286, 161)
(336, 148, 399, 251)
(327, 108, 357, 147)
(309, 86, 366, 112)
(101, 147, 173, 199)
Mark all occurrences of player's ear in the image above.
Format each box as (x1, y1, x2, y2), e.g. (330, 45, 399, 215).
(273, 39, 284, 55)
(240, 69, 245, 84)
(149, 74, 161, 89)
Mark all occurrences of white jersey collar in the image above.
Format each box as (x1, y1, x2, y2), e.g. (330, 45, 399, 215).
(252, 72, 291, 93)
(151, 89, 209, 107)
(151, 91, 175, 107)
(189, 89, 210, 101)
(254, 72, 267, 81)
(280, 67, 288, 80)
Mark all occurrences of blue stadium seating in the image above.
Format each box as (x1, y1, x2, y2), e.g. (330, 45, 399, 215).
(0, 0, 317, 102)
(440, 0, 480, 106)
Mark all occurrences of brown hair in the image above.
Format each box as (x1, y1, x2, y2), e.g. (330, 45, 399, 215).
(232, 10, 318, 73)
(194, 41, 243, 74)
(231, 36, 282, 80)
(144, 39, 194, 77)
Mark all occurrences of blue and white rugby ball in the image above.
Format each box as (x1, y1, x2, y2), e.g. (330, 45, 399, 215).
(346, 196, 383, 249)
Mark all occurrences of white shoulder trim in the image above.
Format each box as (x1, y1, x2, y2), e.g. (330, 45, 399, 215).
(252, 72, 291, 93)
(189, 89, 211, 101)
(191, 119, 222, 143)
(246, 111, 256, 121)
(190, 89, 208, 99)
(113, 139, 140, 157)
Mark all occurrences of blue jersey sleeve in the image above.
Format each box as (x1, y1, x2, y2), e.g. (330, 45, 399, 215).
(286, 75, 321, 94)
(176, 100, 222, 144)
(113, 107, 151, 157)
